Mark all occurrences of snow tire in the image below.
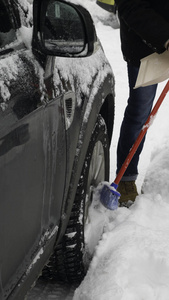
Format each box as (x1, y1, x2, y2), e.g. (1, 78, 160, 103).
(42, 115, 110, 283)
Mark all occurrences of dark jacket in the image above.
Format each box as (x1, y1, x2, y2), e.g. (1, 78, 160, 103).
(116, 0, 169, 66)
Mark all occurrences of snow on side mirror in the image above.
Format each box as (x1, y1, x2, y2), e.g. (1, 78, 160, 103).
(32, 0, 96, 57)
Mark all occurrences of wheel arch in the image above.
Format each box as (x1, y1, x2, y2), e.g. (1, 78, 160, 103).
(53, 74, 115, 246)
(42, 114, 110, 282)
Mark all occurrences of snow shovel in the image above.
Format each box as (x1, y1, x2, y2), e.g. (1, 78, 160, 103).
(100, 79, 169, 210)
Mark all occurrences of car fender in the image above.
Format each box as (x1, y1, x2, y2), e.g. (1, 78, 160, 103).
(54, 71, 115, 245)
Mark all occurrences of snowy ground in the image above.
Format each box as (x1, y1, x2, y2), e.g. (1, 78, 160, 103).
(28, 1, 169, 299)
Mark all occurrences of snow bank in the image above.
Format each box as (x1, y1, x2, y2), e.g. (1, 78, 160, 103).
(74, 184, 169, 299)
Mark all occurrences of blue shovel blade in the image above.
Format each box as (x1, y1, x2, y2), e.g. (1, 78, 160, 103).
(100, 182, 120, 210)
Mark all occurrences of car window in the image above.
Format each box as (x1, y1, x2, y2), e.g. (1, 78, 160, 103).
(0, 2, 17, 48)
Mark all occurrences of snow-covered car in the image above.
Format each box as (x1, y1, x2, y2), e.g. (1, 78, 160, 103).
(0, 0, 115, 299)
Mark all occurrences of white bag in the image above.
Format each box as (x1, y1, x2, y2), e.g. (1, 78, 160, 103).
(135, 50, 169, 88)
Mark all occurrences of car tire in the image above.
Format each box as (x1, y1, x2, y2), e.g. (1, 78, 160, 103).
(42, 115, 110, 283)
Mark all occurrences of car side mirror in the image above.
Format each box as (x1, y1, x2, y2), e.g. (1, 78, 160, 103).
(32, 0, 96, 57)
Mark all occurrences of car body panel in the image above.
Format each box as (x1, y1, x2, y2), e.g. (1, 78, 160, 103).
(0, 96, 67, 298)
(0, 0, 115, 299)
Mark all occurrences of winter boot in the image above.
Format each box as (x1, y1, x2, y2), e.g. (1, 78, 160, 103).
(117, 181, 138, 207)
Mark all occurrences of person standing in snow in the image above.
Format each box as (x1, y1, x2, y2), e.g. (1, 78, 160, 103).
(115, 0, 169, 206)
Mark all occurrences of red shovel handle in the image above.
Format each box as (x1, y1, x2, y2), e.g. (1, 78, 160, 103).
(114, 80, 169, 185)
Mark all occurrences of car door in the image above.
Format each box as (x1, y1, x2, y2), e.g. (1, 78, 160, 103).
(0, 2, 66, 298)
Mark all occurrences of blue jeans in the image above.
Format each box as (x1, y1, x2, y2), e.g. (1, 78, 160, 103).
(117, 63, 158, 181)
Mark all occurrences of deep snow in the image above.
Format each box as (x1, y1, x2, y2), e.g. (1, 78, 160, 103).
(27, 0, 169, 299)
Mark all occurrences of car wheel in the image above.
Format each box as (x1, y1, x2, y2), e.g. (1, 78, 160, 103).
(42, 115, 110, 283)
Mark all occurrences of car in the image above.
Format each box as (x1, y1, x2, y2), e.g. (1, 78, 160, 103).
(0, 0, 115, 299)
